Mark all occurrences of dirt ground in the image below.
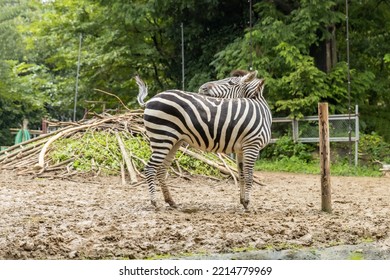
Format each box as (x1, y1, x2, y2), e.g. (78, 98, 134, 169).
(0, 169, 389, 260)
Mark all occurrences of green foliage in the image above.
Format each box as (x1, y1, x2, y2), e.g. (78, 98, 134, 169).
(51, 132, 153, 174)
(258, 134, 385, 177)
(255, 157, 381, 177)
(0, 0, 51, 145)
(256, 156, 319, 174)
(212, 0, 348, 118)
(358, 133, 390, 164)
(339, 0, 390, 141)
(211, 0, 389, 141)
(49, 131, 225, 177)
(260, 136, 315, 162)
(1, 0, 390, 147)
(0, 60, 49, 145)
(385, 54, 390, 65)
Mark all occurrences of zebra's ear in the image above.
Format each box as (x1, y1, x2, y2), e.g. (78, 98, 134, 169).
(242, 70, 258, 83)
(256, 79, 265, 96)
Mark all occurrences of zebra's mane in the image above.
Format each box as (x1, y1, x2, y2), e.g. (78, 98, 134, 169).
(230, 69, 249, 77)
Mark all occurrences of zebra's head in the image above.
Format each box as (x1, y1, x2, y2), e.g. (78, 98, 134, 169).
(198, 70, 264, 98)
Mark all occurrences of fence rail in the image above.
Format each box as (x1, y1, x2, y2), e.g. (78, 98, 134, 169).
(270, 105, 359, 165)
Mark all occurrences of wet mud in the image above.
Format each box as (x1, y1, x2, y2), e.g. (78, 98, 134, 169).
(1, 170, 389, 259)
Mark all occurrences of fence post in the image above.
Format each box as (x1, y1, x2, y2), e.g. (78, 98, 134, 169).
(292, 118, 299, 142)
(355, 105, 359, 166)
(42, 119, 48, 134)
(318, 103, 332, 213)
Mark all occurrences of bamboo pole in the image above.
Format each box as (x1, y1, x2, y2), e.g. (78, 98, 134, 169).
(115, 131, 138, 184)
(318, 102, 332, 213)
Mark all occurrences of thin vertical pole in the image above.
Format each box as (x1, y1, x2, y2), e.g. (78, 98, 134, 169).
(41, 119, 47, 134)
(181, 22, 185, 91)
(355, 105, 359, 166)
(345, 0, 352, 165)
(292, 118, 299, 143)
(318, 103, 332, 213)
(248, 0, 253, 71)
(73, 33, 82, 122)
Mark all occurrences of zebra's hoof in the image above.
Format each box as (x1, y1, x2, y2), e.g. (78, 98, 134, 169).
(151, 200, 158, 208)
(167, 200, 178, 208)
(241, 200, 249, 210)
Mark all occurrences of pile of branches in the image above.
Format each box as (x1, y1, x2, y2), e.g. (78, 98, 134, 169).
(0, 111, 264, 186)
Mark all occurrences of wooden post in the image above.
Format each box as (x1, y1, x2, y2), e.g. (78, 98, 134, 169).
(42, 119, 48, 134)
(318, 103, 332, 213)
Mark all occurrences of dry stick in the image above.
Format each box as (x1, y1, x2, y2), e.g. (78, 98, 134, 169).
(14, 145, 42, 160)
(253, 176, 265, 187)
(13, 156, 37, 168)
(0, 140, 47, 163)
(219, 154, 265, 186)
(46, 158, 75, 170)
(169, 165, 189, 179)
(131, 181, 147, 188)
(115, 131, 138, 184)
(130, 154, 147, 178)
(94, 88, 131, 111)
(2, 150, 38, 168)
(45, 120, 82, 127)
(1, 148, 38, 166)
(180, 148, 265, 186)
(218, 153, 238, 186)
(120, 161, 126, 185)
(0, 124, 76, 157)
(174, 159, 183, 176)
(131, 159, 142, 176)
(37, 118, 115, 168)
(179, 147, 234, 176)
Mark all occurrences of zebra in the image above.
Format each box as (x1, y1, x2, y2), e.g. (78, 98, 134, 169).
(198, 69, 261, 98)
(135, 71, 272, 209)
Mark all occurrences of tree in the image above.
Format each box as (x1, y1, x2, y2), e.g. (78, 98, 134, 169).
(342, 0, 390, 141)
(212, 0, 346, 118)
(2, 0, 389, 144)
(0, 0, 48, 145)
(210, 0, 389, 141)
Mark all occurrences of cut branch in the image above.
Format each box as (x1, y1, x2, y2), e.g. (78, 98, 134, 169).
(115, 131, 138, 184)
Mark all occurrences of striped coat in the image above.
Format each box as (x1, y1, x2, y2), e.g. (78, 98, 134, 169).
(136, 71, 271, 209)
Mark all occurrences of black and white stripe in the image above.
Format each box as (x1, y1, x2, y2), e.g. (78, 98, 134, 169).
(198, 70, 261, 99)
(135, 71, 272, 209)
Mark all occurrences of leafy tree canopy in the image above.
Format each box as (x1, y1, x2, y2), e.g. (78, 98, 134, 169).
(1, 0, 389, 145)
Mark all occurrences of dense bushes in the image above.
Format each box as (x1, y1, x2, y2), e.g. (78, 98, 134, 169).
(358, 133, 390, 164)
(257, 133, 389, 176)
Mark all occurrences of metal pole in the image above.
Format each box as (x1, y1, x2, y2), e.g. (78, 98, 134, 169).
(345, 0, 352, 166)
(248, 0, 253, 71)
(73, 33, 82, 121)
(292, 118, 299, 143)
(355, 105, 359, 166)
(181, 23, 185, 91)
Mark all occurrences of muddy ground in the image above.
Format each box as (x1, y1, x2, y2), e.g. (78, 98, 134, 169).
(0, 169, 389, 260)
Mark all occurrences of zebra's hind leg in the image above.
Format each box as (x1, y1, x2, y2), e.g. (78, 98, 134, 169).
(156, 140, 183, 208)
(144, 160, 159, 208)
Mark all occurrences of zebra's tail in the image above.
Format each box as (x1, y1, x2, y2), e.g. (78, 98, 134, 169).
(135, 75, 148, 107)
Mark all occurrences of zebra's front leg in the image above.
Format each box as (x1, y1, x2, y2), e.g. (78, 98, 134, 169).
(240, 147, 259, 210)
(144, 162, 159, 207)
(236, 152, 247, 207)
